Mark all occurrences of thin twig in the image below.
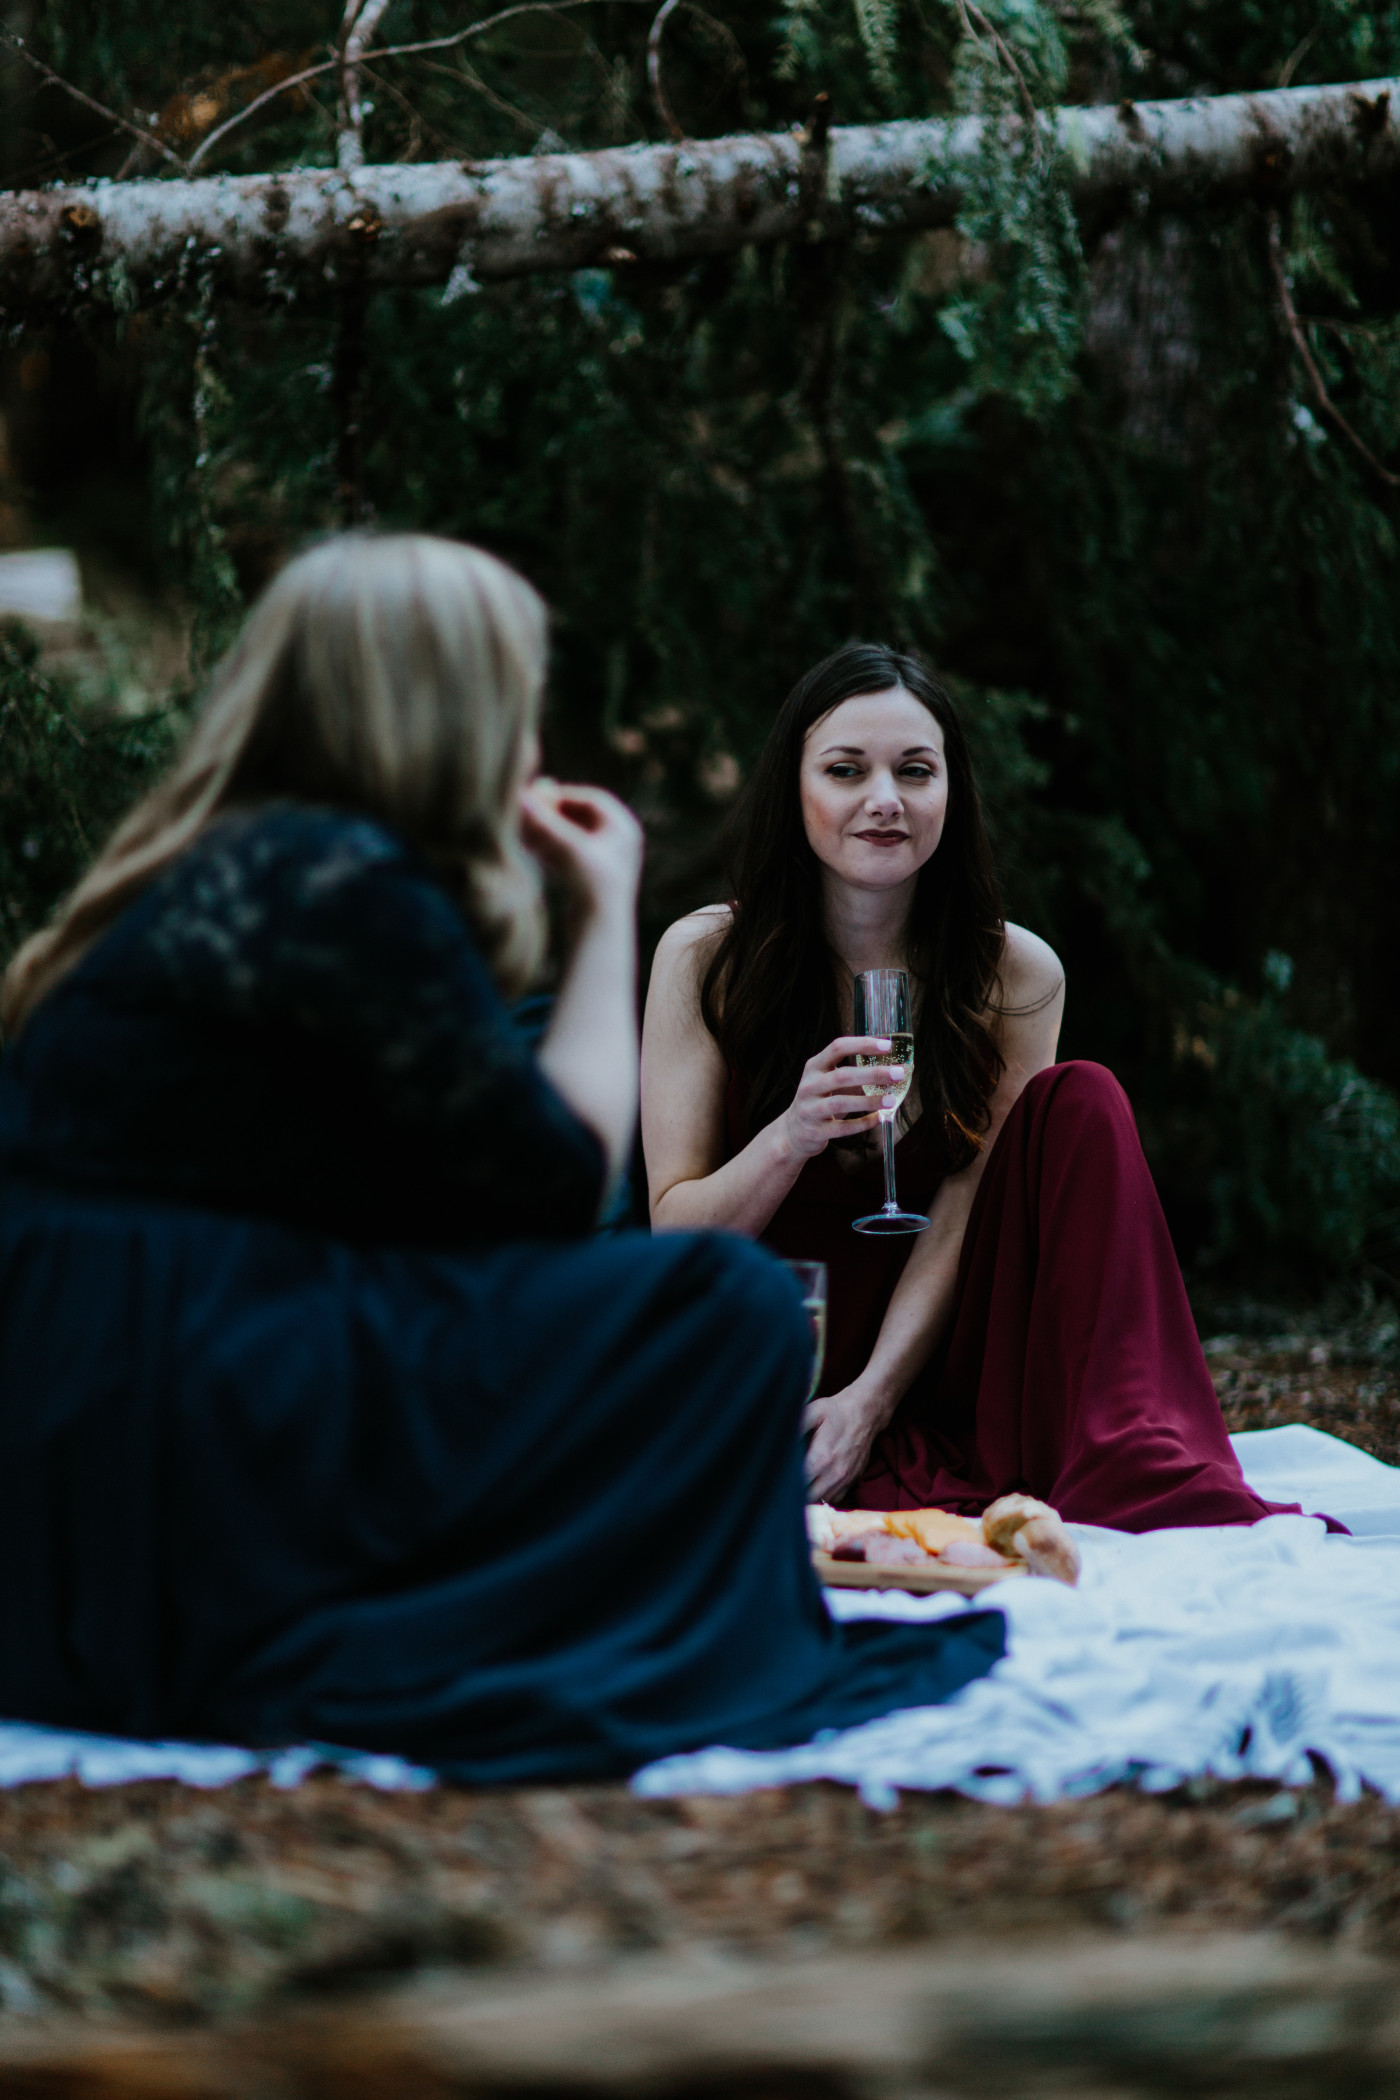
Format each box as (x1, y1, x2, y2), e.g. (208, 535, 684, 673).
(1277, 23, 1320, 92)
(416, 54, 541, 137)
(1295, 311, 1381, 341)
(955, 0, 1041, 140)
(649, 3, 748, 124)
(680, 6, 749, 106)
(0, 26, 188, 171)
(187, 0, 648, 171)
(184, 50, 347, 171)
(647, 0, 684, 141)
(338, 0, 396, 169)
(1266, 209, 1400, 489)
(356, 60, 458, 154)
(13, 127, 128, 187)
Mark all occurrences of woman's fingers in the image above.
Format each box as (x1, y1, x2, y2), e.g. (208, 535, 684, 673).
(520, 781, 643, 899)
(535, 781, 619, 831)
(814, 1035, 895, 1067)
(820, 1107, 883, 1133)
(813, 1063, 901, 1095)
(519, 781, 587, 851)
(522, 780, 637, 847)
(807, 1085, 885, 1122)
(802, 1397, 871, 1501)
(805, 1443, 855, 1502)
(518, 791, 572, 857)
(786, 1036, 905, 1161)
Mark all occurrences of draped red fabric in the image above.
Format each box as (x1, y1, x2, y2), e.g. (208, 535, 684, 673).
(731, 1060, 1312, 1530)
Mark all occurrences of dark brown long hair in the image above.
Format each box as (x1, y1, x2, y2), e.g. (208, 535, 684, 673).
(700, 643, 1006, 1167)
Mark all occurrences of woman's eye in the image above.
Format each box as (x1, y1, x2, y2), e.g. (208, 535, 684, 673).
(827, 764, 862, 780)
(900, 765, 934, 781)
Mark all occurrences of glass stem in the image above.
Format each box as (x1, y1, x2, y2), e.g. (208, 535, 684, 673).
(880, 1112, 897, 1213)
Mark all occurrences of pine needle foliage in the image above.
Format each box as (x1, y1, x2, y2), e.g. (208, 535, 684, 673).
(0, 626, 176, 967)
(4, 0, 1400, 1280)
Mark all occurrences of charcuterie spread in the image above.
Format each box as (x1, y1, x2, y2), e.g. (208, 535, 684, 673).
(807, 1493, 1081, 1593)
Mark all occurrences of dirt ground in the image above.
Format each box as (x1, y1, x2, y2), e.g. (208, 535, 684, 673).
(0, 1300, 1397, 2028)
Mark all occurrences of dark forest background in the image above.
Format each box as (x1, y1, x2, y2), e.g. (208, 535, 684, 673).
(2, 0, 1399, 1289)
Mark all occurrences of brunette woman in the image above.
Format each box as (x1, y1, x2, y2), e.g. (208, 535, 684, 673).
(0, 547, 1002, 1781)
(643, 643, 1291, 1528)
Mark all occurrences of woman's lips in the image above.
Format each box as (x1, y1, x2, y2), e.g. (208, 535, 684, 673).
(853, 830, 909, 847)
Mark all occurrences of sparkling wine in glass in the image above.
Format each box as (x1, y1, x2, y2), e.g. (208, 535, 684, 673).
(783, 1259, 828, 1400)
(851, 968, 930, 1237)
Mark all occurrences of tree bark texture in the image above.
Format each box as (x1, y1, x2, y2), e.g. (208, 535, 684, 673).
(1, 75, 1396, 312)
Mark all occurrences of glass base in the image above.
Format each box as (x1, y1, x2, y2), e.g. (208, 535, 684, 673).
(852, 1207, 930, 1236)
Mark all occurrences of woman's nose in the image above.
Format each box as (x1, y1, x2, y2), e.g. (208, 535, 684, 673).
(865, 774, 903, 815)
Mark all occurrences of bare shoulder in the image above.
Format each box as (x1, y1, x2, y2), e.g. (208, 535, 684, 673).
(998, 922, 1065, 1013)
(652, 904, 732, 976)
(647, 904, 733, 1014)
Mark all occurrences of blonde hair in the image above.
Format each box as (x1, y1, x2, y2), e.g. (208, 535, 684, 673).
(0, 533, 549, 1036)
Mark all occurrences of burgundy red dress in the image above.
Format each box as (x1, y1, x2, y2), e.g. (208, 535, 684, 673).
(729, 1059, 1298, 1531)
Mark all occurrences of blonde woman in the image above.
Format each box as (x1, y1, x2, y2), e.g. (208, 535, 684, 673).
(0, 536, 1002, 1781)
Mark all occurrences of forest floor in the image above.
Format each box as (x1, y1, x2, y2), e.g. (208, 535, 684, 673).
(1, 1296, 1398, 2032)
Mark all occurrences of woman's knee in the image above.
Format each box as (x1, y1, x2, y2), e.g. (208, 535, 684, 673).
(1022, 1060, 1136, 1136)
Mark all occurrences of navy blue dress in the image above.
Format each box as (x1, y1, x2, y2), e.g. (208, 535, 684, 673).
(0, 805, 1002, 1782)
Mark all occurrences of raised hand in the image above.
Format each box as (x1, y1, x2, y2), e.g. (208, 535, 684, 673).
(520, 780, 644, 922)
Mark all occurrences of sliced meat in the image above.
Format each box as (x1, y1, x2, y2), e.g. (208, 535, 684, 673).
(938, 1537, 1010, 1569)
(858, 1533, 934, 1569)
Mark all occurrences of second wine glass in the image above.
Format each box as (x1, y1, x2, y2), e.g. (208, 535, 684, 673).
(782, 1259, 828, 1400)
(851, 968, 929, 1236)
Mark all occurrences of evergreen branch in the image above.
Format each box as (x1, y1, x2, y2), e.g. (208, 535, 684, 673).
(0, 27, 188, 173)
(955, 0, 1041, 136)
(187, 0, 650, 172)
(852, 0, 897, 96)
(1266, 210, 1400, 491)
(647, 0, 685, 142)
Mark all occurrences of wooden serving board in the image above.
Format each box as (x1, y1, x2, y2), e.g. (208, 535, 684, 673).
(812, 1549, 1025, 1596)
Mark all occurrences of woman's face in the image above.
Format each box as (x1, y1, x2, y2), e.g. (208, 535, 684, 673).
(798, 687, 948, 891)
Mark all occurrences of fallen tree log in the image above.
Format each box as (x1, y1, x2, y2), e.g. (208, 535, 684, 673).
(1, 74, 1397, 312)
(0, 1935, 1395, 2098)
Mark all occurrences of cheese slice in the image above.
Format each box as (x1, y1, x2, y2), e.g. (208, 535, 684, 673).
(883, 1508, 987, 1555)
(807, 1503, 996, 1560)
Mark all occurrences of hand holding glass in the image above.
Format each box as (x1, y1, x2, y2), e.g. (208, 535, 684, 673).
(852, 969, 929, 1236)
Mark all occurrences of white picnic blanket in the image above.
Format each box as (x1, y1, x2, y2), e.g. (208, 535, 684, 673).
(2, 1426, 1399, 1802)
(635, 1426, 1400, 1806)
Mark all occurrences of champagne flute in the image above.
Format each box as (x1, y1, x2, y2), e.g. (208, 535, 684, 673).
(783, 1259, 828, 1401)
(851, 968, 929, 1236)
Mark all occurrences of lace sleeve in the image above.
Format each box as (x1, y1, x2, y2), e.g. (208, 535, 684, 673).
(145, 808, 608, 1243)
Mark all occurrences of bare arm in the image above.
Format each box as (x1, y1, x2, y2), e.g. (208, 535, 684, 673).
(523, 782, 643, 1193)
(641, 910, 903, 1235)
(803, 923, 1066, 1501)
